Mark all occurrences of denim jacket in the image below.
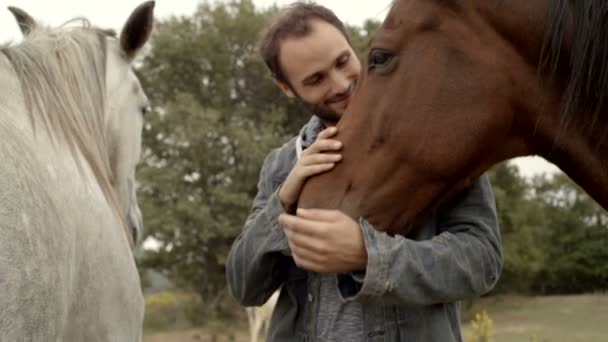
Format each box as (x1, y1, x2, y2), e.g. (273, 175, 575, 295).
(226, 120, 503, 341)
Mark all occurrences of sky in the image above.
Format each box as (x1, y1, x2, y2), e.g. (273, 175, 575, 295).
(0, 0, 560, 177)
(0, 0, 392, 40)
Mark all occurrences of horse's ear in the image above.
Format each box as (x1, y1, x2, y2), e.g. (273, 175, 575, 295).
(7, 6, 37, 36)
(119, 1, 155, 61)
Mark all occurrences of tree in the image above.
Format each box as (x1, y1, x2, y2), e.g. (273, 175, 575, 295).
(489, 162, 546, 293)
(136, 0, 291, 316)
(531, 174, 608, 293)
(488, 164, 608, 294)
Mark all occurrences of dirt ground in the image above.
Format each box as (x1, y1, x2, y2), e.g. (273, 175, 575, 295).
(144, 328, 250, 342)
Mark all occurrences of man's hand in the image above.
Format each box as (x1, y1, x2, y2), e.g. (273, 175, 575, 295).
(279, 208, 368, 273)
(278, 127, 342, 212)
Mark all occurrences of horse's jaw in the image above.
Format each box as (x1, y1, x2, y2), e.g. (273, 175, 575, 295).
(298, 151, 467, 236)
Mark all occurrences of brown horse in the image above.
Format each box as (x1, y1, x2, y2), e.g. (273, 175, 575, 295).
(299, 0, 608, 235)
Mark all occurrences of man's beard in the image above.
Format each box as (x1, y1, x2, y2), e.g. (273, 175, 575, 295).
(294, 84, 355, 125)
(298, 99, 341, 125)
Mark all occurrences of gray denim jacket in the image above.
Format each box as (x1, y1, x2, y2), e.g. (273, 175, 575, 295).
(226, 119, 503, 342)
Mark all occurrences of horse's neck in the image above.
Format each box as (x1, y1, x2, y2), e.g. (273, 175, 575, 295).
(539, 121, 608, 209)
(484, 0, 608, 209)
(0, 52, 21, 111)
(0, 51, 97, 188)
(476, 0, 549, 65)
(0, 53, 36, 138)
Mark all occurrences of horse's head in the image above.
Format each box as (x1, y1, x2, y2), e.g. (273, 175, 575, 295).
(104, 1, 154, 246)
(7, 2, 155, 246)
(299, 0, 608, 235)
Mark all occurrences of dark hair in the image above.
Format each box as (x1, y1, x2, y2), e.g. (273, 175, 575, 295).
(257, 2, 350, 84)
(541, 0, 608, 143)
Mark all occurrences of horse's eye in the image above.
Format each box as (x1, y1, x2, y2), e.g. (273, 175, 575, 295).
(368, 49, 393, 69)
(141, 105, 151, 116)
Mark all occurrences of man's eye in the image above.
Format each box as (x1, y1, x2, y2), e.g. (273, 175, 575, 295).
(305, 75, 322, 85)
(337, 54, 349, 67)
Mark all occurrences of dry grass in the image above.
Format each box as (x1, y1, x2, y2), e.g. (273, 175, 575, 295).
(144, 294, 608, 342)
(143, 328, 250, 342)
(463, 293, 608, 342)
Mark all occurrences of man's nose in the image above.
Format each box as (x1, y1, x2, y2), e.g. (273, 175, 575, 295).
(329, 70, 350, 94)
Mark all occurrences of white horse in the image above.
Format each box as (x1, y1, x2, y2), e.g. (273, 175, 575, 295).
(246, 290, 279, 342)
(0, 2, 154, 341)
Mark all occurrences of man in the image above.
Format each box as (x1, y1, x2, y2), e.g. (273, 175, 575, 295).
(226, 2, 503, 341)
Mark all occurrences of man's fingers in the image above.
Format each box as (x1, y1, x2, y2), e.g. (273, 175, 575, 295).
(278, 213, 295, 229)
(297, 163, 335, 178)
(279, 213, 326, 237)
(296, 208, 342, 222)
(290, 243, 327, 271)
(317, 126, 338, 139)
(286, 227, 327, 254)
(300, 153, 342, 166)
(304, 138, 342, 154)
(292, 254, 321, 272)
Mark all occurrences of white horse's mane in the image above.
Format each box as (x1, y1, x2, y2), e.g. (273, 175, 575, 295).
(0, 19, 121, 214)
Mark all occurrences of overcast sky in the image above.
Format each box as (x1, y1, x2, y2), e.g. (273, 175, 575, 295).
(0, 0, 559, 176)
(0, 0, 392, 42)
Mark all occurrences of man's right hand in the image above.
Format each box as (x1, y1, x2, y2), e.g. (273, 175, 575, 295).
(279, 126, 342, 212)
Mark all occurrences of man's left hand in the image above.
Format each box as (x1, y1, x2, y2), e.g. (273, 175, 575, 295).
(279, 208, 368, 273)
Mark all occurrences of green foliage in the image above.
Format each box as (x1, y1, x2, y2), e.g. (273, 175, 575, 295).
(144, 291, 202, 331)
(531, 174, 608, 293)
(489, 163, 546, 293)
(138, 0, 311, 133)
(136, 0, 292, 314)
(489, 162, 608, 294)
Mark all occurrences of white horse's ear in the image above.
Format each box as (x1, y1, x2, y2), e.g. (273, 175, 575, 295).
(120, 1, 155, 61)
(7, 6, 37, 36)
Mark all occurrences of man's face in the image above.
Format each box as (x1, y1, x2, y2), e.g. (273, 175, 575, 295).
(276, 19, 362, 124)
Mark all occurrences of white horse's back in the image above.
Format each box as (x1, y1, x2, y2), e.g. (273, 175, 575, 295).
(0, 109, 143, 340)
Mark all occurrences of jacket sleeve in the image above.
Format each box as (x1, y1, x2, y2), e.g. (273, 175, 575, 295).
(225, 149, 293, 306)
(337, 174, 503, 306)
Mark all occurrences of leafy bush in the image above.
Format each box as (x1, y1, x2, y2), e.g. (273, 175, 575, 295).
(144, 291, 202, 331)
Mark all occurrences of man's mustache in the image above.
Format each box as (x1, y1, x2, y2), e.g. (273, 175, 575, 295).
(326, 84, 355, 104)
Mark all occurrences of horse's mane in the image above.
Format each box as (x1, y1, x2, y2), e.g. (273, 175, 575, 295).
(541, 0, 608, 144)
(0, 20, 118, 209)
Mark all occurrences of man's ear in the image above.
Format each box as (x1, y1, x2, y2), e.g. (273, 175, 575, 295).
(273, 79, 296, 98)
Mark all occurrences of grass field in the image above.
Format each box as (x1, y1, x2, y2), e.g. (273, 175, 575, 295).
(144, 294, 608, 342)
(463, 294, 608, 342)
(144, 328, 249, 342)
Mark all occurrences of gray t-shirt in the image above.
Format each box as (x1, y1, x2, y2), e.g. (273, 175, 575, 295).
(298, 116, 364, 341)
(316, 274, 364, 341)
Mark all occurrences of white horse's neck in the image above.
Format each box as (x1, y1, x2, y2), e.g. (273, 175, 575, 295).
(0, 48, 143, 342)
